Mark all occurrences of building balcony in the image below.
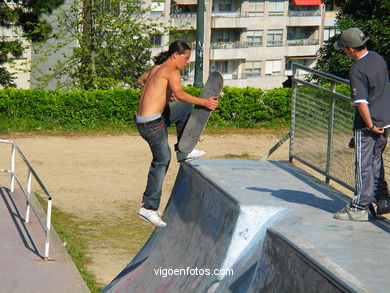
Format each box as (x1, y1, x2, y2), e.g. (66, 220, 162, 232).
(245, 72, 261, 79)
(170, 12, 196, 27)
(288, 9, 321, 16)
(211, 13, 249, 28)
(286, 39, 319, 46)
(170, 11, 197, 18)
(211, 41, 248, 49)
(221, 73, 247, 80)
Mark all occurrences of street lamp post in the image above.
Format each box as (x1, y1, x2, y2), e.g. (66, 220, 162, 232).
(194, 0, 205, 88)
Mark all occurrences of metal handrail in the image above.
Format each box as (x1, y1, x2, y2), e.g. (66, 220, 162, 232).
(288, 65, 390, 193)
(290, 64, 355, 191)
(0, 139, 52, 260)
(293, 64, 350, 85)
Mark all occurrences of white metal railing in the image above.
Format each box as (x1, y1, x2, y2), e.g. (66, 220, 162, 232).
(286, 39, 319, 46)
(211, 41, 249, 49)
(0, 139, 52, 260)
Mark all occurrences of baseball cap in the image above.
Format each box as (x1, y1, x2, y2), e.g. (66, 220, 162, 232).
(334, 27, 369, 50)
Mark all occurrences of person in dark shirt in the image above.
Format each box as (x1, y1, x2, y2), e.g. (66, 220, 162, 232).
(333, 27, 390, 221)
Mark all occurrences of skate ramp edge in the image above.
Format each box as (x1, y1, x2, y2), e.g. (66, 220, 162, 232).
(103, 159, 390, 293)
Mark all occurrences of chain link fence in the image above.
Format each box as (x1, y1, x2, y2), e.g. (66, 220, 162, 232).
(289, 64, 390, 192)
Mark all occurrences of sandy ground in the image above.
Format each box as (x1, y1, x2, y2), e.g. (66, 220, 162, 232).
(2, 130, 293, 285)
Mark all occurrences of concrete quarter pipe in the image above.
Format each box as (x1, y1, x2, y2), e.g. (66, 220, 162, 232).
(103, 159, 390, 293)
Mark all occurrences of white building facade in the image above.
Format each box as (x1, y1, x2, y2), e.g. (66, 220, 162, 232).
(149, 0, 338, 89)
(1, 0, 338, 90)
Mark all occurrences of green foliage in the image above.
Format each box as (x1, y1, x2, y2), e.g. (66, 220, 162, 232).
(0, 0, 64, 87)
(316, 0, 390, 78)
(32, 0, 177, 90)
(0, 88, 140, 131)
(322, 83, 351, 96)
(0, 39, 25, 87)
(0, 86, 292, 132)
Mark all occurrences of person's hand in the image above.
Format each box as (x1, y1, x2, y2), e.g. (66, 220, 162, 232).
(204, 96, 219, 110)
(170, 93, 177, 101)
(372, 126, 385, 134)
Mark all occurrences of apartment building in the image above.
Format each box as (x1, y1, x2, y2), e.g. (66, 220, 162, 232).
(150, 0, 338, 89)
(1, 0, 338, 90)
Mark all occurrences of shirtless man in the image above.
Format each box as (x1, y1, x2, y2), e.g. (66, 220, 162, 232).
(136, 40, 219, 227)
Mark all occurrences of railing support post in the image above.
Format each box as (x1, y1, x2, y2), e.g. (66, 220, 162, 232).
(25, 169, 32, 223)
(325, 82, 337, 183)
(44, 198, 52, 260)
(10, 144, 15, 192)
(289, 66, 298, 163)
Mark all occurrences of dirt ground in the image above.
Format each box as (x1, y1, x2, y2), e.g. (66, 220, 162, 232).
(4, 129, 294, 286)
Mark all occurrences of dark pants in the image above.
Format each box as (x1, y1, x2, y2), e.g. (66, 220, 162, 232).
(351, 129, 389, 210)
(136, 101, 192, 210)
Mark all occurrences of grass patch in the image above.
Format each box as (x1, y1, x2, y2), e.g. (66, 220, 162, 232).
(78, 203, 154, 256)
(224, 153, 250, 159)
(36, 194, 154, 291)
(36, 193, 103, 293)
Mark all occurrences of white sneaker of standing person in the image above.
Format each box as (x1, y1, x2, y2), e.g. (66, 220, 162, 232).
(177, 149, 206, 162)
(138, 207, 166, 227)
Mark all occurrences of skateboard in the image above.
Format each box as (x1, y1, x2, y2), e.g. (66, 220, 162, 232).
(178, 71, 223, 153)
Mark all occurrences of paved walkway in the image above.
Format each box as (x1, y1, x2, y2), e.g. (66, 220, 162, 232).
(0, 187, 89, 293)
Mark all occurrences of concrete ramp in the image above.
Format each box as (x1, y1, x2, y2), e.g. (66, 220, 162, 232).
(103, 159, 390, 293)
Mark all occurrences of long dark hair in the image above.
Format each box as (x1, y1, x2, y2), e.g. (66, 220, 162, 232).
(152, 40, 191, 65)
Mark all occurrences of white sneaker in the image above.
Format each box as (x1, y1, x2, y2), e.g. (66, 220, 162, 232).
(138, 207, 166, 227)
(187, 149, 206, 159)
(177, 149, 206, 162)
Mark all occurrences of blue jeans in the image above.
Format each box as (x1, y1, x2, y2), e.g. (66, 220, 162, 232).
(137, 101, 193, 210)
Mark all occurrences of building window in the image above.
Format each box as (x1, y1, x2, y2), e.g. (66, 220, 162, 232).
(151, 34, 162, 47)
(247, 30, 263, 47)
(265, 60, 282, 76)
(324, 26, 337, 41)
(215, 60, 229, 73)
(286, 26, 319, 46)
(325, 1, 336, 11)
(248, 0, 264, 16)
(246, 61, 261, 77)
(267, 30, 283, 47)
(285, 58, 315, 75)
(269, 0, 284, 16)
(181, 62, 194, 81)
(218, 0, 232, 11)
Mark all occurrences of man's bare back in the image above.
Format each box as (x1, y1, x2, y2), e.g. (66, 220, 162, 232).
(137, 49, 218, 117)
(137, 64, 174, 116)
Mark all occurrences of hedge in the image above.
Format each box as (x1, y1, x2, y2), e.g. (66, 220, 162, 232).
(0, 86, 292, 131)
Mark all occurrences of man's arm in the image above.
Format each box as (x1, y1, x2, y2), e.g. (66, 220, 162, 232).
(168, 71, 219, 110)
(356, 102, 384, 133)
(138, 72, 150, 88)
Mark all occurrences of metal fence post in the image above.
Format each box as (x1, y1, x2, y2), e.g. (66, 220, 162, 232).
(44, 198, 52, 260)
(25, 169, 32, 223)
(325, 82, 336, 183)
(289, 66, 298, 163)
(10, 144, 15, 192)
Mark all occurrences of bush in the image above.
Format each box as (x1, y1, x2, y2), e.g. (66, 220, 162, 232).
(0, 86, 292, 132)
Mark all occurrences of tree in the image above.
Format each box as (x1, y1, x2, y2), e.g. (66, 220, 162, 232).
(316, 0, 390, 79)
(0, 0, 64, 87)
(33, 0, 172, 90)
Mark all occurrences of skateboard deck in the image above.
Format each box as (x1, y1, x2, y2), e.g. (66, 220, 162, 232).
(178, 71, 223, 153)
